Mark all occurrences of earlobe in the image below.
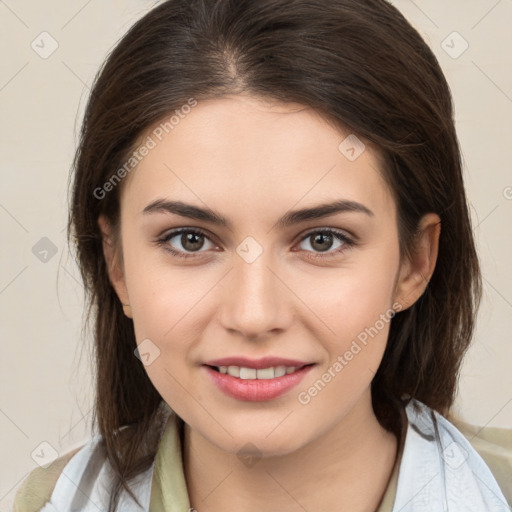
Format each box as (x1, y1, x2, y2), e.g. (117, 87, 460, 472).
(394, 213, 441, 311)
(120, 302, 133, 318)
(98, 215, 132, 318)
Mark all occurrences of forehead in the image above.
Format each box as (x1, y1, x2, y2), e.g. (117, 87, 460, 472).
(120, 95, 395, 221)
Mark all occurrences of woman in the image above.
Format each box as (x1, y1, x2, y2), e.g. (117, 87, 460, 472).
(14, 0, 511, 510)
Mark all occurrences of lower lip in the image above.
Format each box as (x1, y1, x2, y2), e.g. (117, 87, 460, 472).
(203, 365, 314, 401)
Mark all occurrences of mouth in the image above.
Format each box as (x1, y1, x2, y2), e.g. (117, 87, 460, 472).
(205, 363, 314, 380)
(202, 360, 316, 401)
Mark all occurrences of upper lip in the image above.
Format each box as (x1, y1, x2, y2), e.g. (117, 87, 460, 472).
(203, 357, 313, 369)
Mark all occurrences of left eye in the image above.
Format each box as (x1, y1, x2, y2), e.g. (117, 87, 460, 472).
(297, 228, 353, 255)
(156, 228, 354, 259)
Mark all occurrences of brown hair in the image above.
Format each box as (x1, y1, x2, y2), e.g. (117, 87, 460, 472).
(68, 0, 482, 509)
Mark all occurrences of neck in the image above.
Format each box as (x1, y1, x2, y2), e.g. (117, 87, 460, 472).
(182, 389, 400, 512)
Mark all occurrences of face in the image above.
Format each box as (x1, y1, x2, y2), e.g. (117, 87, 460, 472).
(101, 94, 435, 457)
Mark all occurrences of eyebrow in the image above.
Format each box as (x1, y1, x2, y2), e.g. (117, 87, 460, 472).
(142, 198, 374, 229)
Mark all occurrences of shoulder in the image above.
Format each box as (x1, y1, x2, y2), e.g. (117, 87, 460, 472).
(446, 410, 512, 507)
(13, 431, 157, 512)
(402, 399, 511, 510)
(13, 442, 88, 512)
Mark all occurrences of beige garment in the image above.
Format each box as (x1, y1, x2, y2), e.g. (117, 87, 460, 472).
(13, 446, 81, 512)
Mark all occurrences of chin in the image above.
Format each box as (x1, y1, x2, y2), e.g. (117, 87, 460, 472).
(203, 421, 310, 459)
(224, 436, 304, 460)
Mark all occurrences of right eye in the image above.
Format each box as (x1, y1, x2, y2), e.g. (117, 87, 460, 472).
(156, 228, 218, 258)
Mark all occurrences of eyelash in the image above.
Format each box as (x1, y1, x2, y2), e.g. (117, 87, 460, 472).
(155, 227, 356, 261)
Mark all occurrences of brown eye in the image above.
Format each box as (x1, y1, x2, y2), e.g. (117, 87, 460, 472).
(180, 231, 205, 251)
(309, 232, 335, 252)
(297, 228, 354, 258)
(157, 228, 216, 258)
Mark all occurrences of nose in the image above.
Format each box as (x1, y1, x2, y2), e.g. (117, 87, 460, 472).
(218, 248, 293, 341)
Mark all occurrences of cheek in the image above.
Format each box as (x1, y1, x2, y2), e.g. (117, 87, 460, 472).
(297, 256, 398, 343)
(295, 281, 395, 419)
(124, 260, 204, 413)
(122, 234, 208, 341)
(122, 251, 216, 407)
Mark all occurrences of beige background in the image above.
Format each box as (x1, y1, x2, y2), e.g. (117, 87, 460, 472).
(1, 1, 511, 510)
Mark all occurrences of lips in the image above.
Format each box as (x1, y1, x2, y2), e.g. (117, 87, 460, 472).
(202, 356, 315, 401)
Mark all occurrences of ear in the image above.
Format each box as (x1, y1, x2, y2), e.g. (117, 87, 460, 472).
(393, 213, 441, 311)
(98, 215, 132, 318)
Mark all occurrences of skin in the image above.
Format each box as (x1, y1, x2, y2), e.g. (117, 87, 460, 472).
(99, 94, 440, 511)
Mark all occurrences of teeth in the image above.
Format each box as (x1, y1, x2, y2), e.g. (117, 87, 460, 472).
(274, 365, 287, 377)
(227, 365, 240, 377)
(218, 365, 298, 379)
(240, 367, 257, 379)
(256, 367, 274, 379)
